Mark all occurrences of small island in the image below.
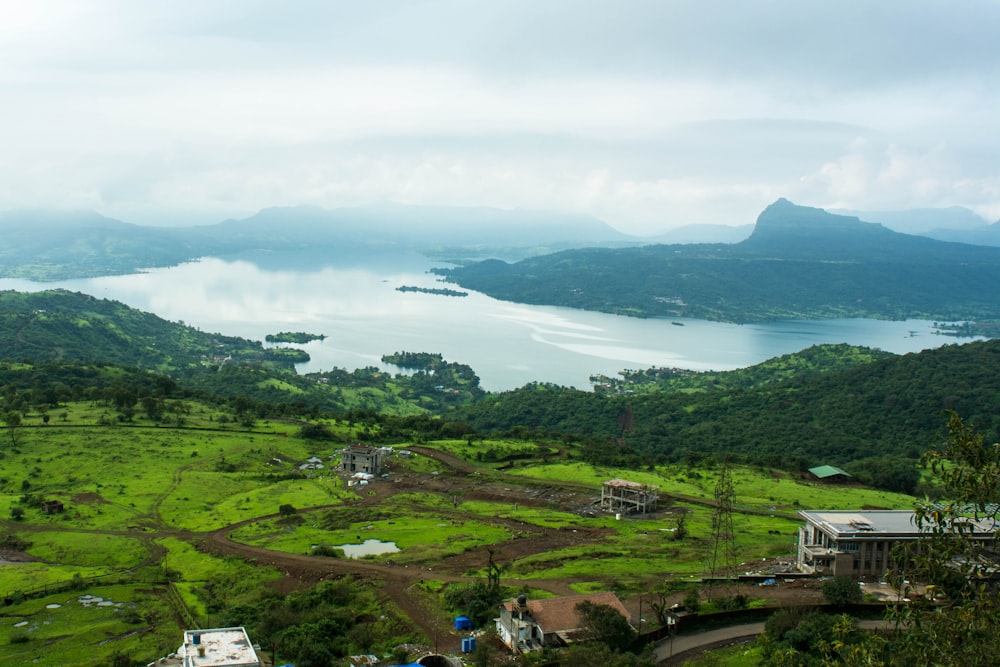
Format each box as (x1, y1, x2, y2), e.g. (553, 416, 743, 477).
(396, 285, 468, 297)
(265, 331, 327, 344)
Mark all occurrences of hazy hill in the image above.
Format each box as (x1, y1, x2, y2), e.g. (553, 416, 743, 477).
(0, 210, 197, 280)
(832, 205, 1000, 247)
(921, 220, 1000, 247)
(642, 223, 753, 245)
(0, 204, 633, 280)
(437, 199, 1000, 322)
(832, 205, 988, 234)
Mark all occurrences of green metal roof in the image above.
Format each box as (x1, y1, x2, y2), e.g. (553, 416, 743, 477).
(808, 465, 851, 479)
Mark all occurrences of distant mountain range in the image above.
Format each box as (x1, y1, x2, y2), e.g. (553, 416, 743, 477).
(436, 199, 1000, 323)
(834, 205, 1000, 246)
(0, 204, 635, 280)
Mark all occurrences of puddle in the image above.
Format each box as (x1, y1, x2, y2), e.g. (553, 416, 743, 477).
(335, 539, 400, 558)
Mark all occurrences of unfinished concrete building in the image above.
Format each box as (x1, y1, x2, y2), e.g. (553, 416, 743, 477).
(339, 445, 384, 475)
(600, 478, 658, 515)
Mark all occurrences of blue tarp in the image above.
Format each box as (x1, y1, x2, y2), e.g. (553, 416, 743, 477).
(455, 616, 473, 630)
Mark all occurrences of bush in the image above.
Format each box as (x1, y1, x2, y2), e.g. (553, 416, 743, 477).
(310, 545, 344, 558)
(822, 576, 862, 606)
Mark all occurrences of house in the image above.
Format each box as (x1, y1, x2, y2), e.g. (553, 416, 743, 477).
(808, 465, 852, 483)
(600, 479, 658, 515)
(797, 509, 995, 577)
(146, 627, 260, 667)
(41, 500, 64, 515)
(495, 592, 631, 652)
(340, 445, 383, 475)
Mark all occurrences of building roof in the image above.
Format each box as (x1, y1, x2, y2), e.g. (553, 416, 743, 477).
(503, 591, 631, 634)
(808, 465, 851, 479)
(799, 510, 995, 539)
(182, 627, 259, 667)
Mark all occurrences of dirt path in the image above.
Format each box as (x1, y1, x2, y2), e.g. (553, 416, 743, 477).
(7, 441, 819, 649)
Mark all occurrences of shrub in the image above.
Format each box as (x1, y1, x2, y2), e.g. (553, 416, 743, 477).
(822, 576, 862, 607)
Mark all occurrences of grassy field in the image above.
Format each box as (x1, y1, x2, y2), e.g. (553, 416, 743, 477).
(0, 398, 926, 665)
(0, 584, 182, 667)
(510, 462, 916, 512)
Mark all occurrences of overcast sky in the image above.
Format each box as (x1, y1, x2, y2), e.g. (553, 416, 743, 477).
(2, 0, 998, 234)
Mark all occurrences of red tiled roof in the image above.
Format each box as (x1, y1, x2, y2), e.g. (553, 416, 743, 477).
(504, 592, 631, 633)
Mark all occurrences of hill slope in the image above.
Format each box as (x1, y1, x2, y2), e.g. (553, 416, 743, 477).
(437, 199, 1000, 322)
(452, 338, 1000, 469)
(0, 205, 634, 280)
(0, 290, 480, 414)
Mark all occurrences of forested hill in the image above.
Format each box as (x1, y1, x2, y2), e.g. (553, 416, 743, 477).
(450, 338, 1000, 477)
(0, 290, 482, 415)
(436, 199, 1000, 323)
(0, 289, 305, 372)
(3, 288, 999, 488)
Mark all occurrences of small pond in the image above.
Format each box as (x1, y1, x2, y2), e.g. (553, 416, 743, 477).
(336, 539, 400, 559)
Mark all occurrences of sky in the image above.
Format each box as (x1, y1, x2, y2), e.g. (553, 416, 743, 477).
(2, 0, 999, 235)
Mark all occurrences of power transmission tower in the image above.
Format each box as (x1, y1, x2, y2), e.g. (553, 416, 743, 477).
(706, 458, 737, 595)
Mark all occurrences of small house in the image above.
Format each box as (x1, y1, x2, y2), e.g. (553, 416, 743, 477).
(41, 500, 64, 515)
(808, 465, 851, 483)
(496, 592, 631, 652)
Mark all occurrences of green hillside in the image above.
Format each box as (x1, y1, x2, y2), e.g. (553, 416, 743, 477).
(452, 339, 1000, 487)
(0, 290, 482, 416)
(437, 199, 1000, 323)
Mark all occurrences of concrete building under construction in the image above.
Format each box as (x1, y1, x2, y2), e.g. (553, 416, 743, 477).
(600, 478, 658, 515)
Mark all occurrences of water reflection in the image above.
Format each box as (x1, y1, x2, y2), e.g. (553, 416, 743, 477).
(336, 539, 400, 559)
(0, 251, 970, 391)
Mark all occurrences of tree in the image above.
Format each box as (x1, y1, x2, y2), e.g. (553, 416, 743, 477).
(672, 510, 689, 541)
(822, 576, 862, 607)
(3, 410, 21, 447)
(829, 413, 1000, 666)
(575, 601, 636, 651)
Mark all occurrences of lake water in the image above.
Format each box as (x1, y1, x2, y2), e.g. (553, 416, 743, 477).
(335, 539, 400, 559)
(0, 250, 971, 391)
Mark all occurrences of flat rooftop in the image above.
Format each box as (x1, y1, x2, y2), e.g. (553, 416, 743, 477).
(182, 627, 259, 667)
(800, 510, 994, 539)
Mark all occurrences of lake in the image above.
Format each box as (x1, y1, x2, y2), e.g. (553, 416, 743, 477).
(0, 250, 971, 391)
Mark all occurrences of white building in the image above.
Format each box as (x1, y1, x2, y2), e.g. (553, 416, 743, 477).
(797, 509, 995, 577)
(147, 627, 260, 667)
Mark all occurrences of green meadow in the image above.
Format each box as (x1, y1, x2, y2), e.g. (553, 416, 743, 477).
(0, 584, 183, 667)
(0, 399, 928, 664)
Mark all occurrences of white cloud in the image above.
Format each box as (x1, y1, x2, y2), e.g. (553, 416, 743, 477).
(1, 1, 999, 233)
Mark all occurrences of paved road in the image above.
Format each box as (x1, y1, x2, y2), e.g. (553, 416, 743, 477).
(655, 620, 892, 665)
(655, 623, 765, 665)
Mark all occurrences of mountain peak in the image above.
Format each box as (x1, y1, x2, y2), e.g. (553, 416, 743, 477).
(740, 199, 905, 259)
(754, 199, 868, 231)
